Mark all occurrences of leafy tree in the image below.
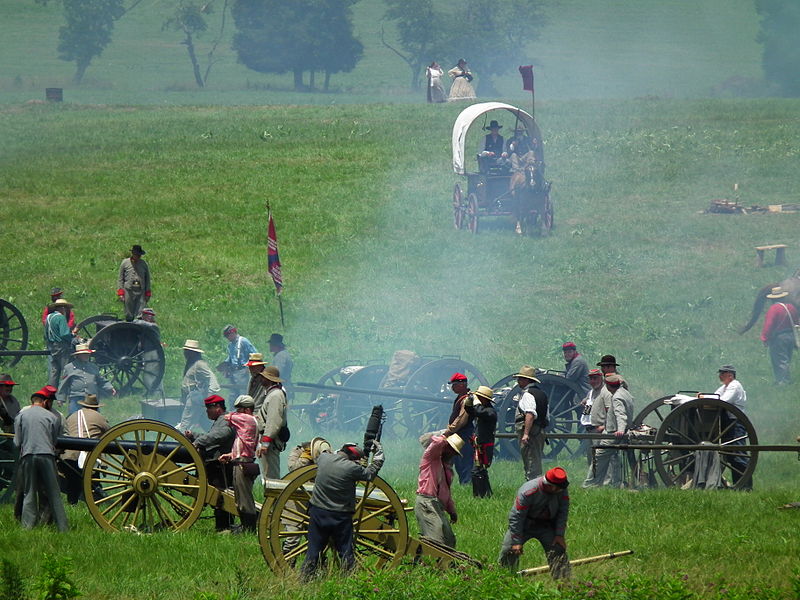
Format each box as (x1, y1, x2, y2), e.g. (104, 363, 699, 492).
(231, 0, 363, 91)
(163, 0, 230, 88)
(755, 0, 800, 96)
(382, 0, 447, 90)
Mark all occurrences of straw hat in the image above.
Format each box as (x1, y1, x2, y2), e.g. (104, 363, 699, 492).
(473, 386, 494, 402)
(446, 433, 464, 456)
(49, 298, 73, 310)
(514, 365, 540, 383)
(767, 286, 789, 299)
(310, 437, 332, 461)
(245, 353, 266, 367)
(78, 394, 104, 408)
(182, 340, 204, 353)
(604, 373, 624, 386)
(260, 365, 283, 382)
(72, 343, 94, 356)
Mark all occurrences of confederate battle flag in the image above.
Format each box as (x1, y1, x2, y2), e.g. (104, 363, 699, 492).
(267, 211, 283, 294)
(519, 65, 534, 92)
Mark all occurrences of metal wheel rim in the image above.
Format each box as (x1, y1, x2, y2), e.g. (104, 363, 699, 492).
(82, 419, 207, 532)
(453, 183, 464, 230)
(89, 322, 165, 396)
(467, 193, 479, 234)
(73, 314, 120, 342)
(0, 299, 29, 367)
(653, 398, 758, 489)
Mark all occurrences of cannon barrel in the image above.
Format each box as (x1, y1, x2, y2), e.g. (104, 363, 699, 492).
(55, 435, 194, 463)
(295, 381, 452, 405)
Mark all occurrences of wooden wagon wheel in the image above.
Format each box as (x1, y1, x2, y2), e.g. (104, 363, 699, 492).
(73, 313, 120, 342)
(399, 358, 488, 438)
(89, 322, 165, 396)
(467, 193, 479, 234)
(541, 189, 553, 235)
(0, 299, 29, 367)
(493, 372, 583, 460)
(262, 465, 408, 575)
(653, 398, 758, 490)
(82, 420, 207, 532)
(308, 364, 389, 433)
(453, 183, 465, 230)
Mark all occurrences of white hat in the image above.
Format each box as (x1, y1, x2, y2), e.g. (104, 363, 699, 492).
(182, 339, 204, 353)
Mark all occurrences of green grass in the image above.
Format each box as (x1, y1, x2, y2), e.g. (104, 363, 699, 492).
(2, 97, 800, 597)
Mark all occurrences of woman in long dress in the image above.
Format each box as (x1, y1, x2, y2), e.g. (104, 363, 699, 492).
(426, 61, 446, 103)
(448, 58, 476, 101)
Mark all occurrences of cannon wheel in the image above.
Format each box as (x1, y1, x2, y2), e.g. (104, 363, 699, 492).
(0, 299, 29, 367)
(89, 322, 165, 396)
(83, 420, 207, 532)
(653, 398, 758, 490)
(467, 193, 479, 234)
(74, 313, 120, 341)
(493, 372, 583, 460)
(453, 183, 464, 230)
(262, 465, 408, 575)
(398, 358, 488, 438)
(0, 443, 17, 503)
(307, 365, 389, 433)
(541, 190, 553, 235)
(632, 396, 675, 430)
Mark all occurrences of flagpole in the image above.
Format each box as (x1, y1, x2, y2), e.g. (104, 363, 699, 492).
(266, 201, 285, 328)
(277, 293, 285, 328)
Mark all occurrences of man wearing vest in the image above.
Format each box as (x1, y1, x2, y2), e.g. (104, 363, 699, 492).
(514, 365, 548, 480)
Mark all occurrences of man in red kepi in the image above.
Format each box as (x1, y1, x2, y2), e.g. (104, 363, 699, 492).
(498, 466, 571, 579)
(444, 372, 474, 484)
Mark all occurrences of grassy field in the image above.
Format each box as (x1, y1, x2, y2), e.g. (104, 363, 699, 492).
(0, 0, 764, 104)
(1, 96, 800, 598)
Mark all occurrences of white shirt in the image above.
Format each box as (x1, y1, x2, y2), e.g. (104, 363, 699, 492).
(517, 390, 538, 418)
(714, 379, 747, 412)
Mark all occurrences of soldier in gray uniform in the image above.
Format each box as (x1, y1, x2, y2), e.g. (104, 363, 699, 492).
(268, 334, 294, 399)
(14, 386, 69, 532)
(245, 353, 266, 401)
(177, 340, 221, 433)
(117, 244, 151, 321)
(255, 366, 288, 481)
(57, 343, 116, 415)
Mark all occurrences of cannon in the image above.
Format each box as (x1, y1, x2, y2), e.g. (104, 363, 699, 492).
(15, 419, 481, 571)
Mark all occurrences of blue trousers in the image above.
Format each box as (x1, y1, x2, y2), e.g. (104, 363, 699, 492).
(300, 505, 355, 580)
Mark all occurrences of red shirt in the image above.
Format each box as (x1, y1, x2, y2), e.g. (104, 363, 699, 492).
(761, 302, 797, 342)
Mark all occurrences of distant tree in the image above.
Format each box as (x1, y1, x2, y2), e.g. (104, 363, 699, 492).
(163, 0, 230, 88)
(231, 0, 363, 91)
(755, 0, 800, 96)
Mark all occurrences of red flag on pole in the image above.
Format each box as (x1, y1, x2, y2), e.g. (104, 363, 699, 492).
(267, 211, 283, 294)
(519, 65, 534, 92)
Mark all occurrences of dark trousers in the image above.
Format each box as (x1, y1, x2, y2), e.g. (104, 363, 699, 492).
(498, 522, 570, 579)
(768, 330, 794, 384)
(300, 505, 355, 580)
(722, 414, 751, 489)
(206, 461, 233, 531)
(19, 454, 68, 532)
(452, 425, 475, 484)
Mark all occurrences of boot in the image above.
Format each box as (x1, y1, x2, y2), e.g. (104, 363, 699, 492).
(238, 513, 257, 534)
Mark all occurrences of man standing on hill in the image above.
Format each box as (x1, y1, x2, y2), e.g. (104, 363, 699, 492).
(219, 325, 258, 398)
(444, 372, 474, 485)
(465, 385, 497, 497)
(514, 366, 548, 480)
(268, 334, 293, 399)
(177, 340, 221, 433)
(255, 366, 288, 481)
(562, 342, 590, 396)
(117, 244, 151, 321)
(41, 288, 75, 330)
(715, 365, 751, 489)
(760, 287, 797, 385)
(45, 298, 77, 387)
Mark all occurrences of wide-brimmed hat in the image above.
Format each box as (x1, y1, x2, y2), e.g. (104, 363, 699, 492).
(310, 437, 332, 461)
(718, 364, 737, 375)
(0, 374, 17, 386)
(72, 343, 94, 356)
(260, 365, 283, 382)
(545, 466, 569, 488)
(32, 385, 57, 400)
(268, 333, 284, 345)
(446, 433, 464, 456)
(767, 286, 789, 299)
(182, 340, 204, 353)
(204, 394, 226, 406)
(49, 298, 73, 310)
(515, 365, 541, 383)
(131, 244, 146, 256)
(473, 385, 494, 402)
(245, 353, 266, 367)
(234, 394, 254, 408)
(597, 354, 619, 367)
(78, 394, 104, 408)
(604, 373, 624, 386)
(484, 120, 502, 130)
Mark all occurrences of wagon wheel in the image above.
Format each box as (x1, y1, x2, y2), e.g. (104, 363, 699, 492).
(89, 322, 165, 396)
(0, 441, 17, 503)
(0, 299, 29, 367)
(263, 465, 408, 575)
(399, 358, 488, 438)
(74, 313, 120, 342)
(653, 398, 758, 490)
(541, 190, 553, 235)
(453, 183, 465, 230)
(493, 372, 583, 460)
(82, 419, 207, 532)
(336, 365, 389, 432)
(467, 193, 479, 234)
(627, 395, 676, 487)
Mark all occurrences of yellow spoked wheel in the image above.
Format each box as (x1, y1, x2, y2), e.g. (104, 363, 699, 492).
(260, 465, 409, 575)
(82, 419, 207, 532)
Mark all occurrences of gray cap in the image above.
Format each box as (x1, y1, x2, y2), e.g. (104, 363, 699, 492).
(234, 394, 255, 408)
(718, 365, 736, 374)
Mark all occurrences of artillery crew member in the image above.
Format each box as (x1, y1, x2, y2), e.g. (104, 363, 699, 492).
(444, 372, 475, 485)
(268, 334, 294, 399)
(256, 366, 288, 482)
(579, 368, 613, 465)
(186, 394, 235, 532)
(465, 385, 497, 497)
(245, 353, 267, 400)
(41, 287, 75, 330)
(597, 354, 628, 389)
(57, 343, 116, 415)
(415, 433, 463, 548)
(498, 467, 571, 580)
(0, 374, 21, 476)
(219, 325, 258, 398)
(62, 394, 110, 504)
(714, 365, 751, 489)
(117, 244, 151, 321)
(14, 386, 69, 532)
(583, 373, 634, 488)
(515, 366, 548, 480)
(218, 394, 259, 533)
(760, 287, 797, 385)
(45, 298, 76, 387)
(562, 342, 590, 396)
(299, 441, 385, 581)
(177, 340, 221, 433)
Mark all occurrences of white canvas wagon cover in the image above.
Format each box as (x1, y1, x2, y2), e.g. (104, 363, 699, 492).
(451, 102, 541, 175)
